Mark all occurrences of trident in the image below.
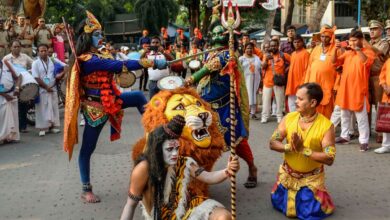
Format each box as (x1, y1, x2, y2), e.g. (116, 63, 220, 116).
(221, 0, 240, 219)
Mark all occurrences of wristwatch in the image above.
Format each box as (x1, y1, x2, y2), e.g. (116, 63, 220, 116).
(302, 148, 313, 157)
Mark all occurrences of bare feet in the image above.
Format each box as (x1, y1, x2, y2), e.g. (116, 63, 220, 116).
(81, 191, 101, 203)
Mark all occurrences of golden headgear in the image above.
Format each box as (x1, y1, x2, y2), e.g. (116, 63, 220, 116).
(84, 10, 102, 34)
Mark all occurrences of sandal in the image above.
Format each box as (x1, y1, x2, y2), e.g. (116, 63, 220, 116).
(244, 176, 257, 188)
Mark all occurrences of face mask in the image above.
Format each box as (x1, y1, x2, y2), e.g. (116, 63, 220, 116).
(162, 139, 179, 166)
(92, 30, 103, 48)
(211, 25, 228, 46)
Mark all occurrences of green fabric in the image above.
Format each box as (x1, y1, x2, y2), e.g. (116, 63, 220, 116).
(192, 67, 210, 83)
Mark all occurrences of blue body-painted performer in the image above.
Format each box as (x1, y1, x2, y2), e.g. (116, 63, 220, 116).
(185, 20, 258, 188)
(63, 11, 166, 203)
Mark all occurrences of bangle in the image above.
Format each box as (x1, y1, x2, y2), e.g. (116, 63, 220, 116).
(284, 144, 292, 152)
(224, 169, 232, 178)
(302, 148, 313, 157)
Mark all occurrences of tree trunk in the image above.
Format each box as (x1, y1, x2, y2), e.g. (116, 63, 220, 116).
(201, 5, 212, 36)
(189, 0, 200, 37)
(264, 9, 276, 43)
(283, 0, 295, 34)
(308, 0, 330, 32)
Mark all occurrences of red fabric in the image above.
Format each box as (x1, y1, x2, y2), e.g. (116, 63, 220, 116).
(221, 58, 242, 104)
(236, 139, 254, 167)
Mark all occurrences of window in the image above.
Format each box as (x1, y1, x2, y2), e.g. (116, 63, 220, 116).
(299, 6, 307, 23)
(335, 1, 354, 17)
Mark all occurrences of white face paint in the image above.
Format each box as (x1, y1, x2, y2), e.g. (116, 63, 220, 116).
(162, 139, 180, 166)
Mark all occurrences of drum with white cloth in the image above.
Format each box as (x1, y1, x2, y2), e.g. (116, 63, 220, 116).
(157, 75, 184, 90)
(19, 71, 39, 102)
(189, 60, 201, 71)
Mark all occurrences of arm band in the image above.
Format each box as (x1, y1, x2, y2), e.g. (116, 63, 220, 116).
(128, 192, 143, 202)
(324, 146, 336, 159)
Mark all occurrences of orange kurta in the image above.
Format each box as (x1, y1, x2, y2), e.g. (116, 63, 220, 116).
(335, 48, 375, 112)
(285, 49, 310, 96)
(263, 53, 291, 88)
(379, 59, 390, 103)
(304, 45, 338, 118)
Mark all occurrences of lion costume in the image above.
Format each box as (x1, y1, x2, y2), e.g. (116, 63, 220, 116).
(132, 87, 225, 196)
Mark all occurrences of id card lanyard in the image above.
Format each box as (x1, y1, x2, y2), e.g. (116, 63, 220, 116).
(40, 58, 50, 85)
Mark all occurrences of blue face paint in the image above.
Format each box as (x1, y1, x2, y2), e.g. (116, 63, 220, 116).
(92, 30, 103, 48)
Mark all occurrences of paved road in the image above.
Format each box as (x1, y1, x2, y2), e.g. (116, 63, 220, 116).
(1, 104, 390, 220)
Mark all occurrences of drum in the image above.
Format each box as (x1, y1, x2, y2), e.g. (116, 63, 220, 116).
(115, 71, 136, 88)
(19, 71, 39, 102)
(170, 61, 185, 73)
(189, 60, 201, 71)
(157, 75, 185, 90)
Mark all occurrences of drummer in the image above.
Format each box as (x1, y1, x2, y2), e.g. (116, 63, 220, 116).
(143, 36, 172, 99)
(2, 39, 34, 133)
(0, 60, 22, 144)
(189, 39, 203, 74)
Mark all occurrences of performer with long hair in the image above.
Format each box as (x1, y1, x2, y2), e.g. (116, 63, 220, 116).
(63, 11, 167, 203)
(120, 115, 239, 220)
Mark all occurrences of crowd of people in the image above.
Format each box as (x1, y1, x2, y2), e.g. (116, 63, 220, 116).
(1, 8, 390, 220)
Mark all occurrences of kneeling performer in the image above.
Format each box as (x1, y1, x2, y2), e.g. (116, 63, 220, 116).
(269, 83, 336, 219)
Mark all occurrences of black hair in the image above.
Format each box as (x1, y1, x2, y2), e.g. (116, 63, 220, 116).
(350, 28, 364, 39)
(287, 25, 296, 31)
(37, 44, 49, 50)
(75, 19, 93, 56)
(270, 39, 279, 46)
(151, 36, 161, 42)
(294, 35, 304, 42)
(298, 83, 323, 107)
(242, 33, 250, 38)
(10, 39, 21, 47)
(244, 42, 254, 50)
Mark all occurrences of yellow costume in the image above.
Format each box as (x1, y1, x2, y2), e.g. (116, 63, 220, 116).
(271, 112, 335, 219)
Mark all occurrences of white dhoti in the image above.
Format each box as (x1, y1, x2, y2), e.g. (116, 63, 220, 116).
(35, 91, 60, 129)
(0, 98, 20, 142)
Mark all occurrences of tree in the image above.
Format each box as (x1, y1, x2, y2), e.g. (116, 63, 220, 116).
(177, 0, 201, 36)
(264, 9, 277, 43)
(358, 0, 390, 22)
(46, 0, 135, 27)
(307, 0, 330, 32)
(284, 0, 295, 33)
(133, 0, 179, 34)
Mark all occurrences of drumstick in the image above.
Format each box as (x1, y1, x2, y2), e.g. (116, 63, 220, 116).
(167, 46, 225, 65)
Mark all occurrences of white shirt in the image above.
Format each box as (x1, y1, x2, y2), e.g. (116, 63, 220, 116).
(147, 51, 169, 81)
(0, 65, 19, 93)
(3, 53, 34, 70)
(32, 57, 57, 92)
